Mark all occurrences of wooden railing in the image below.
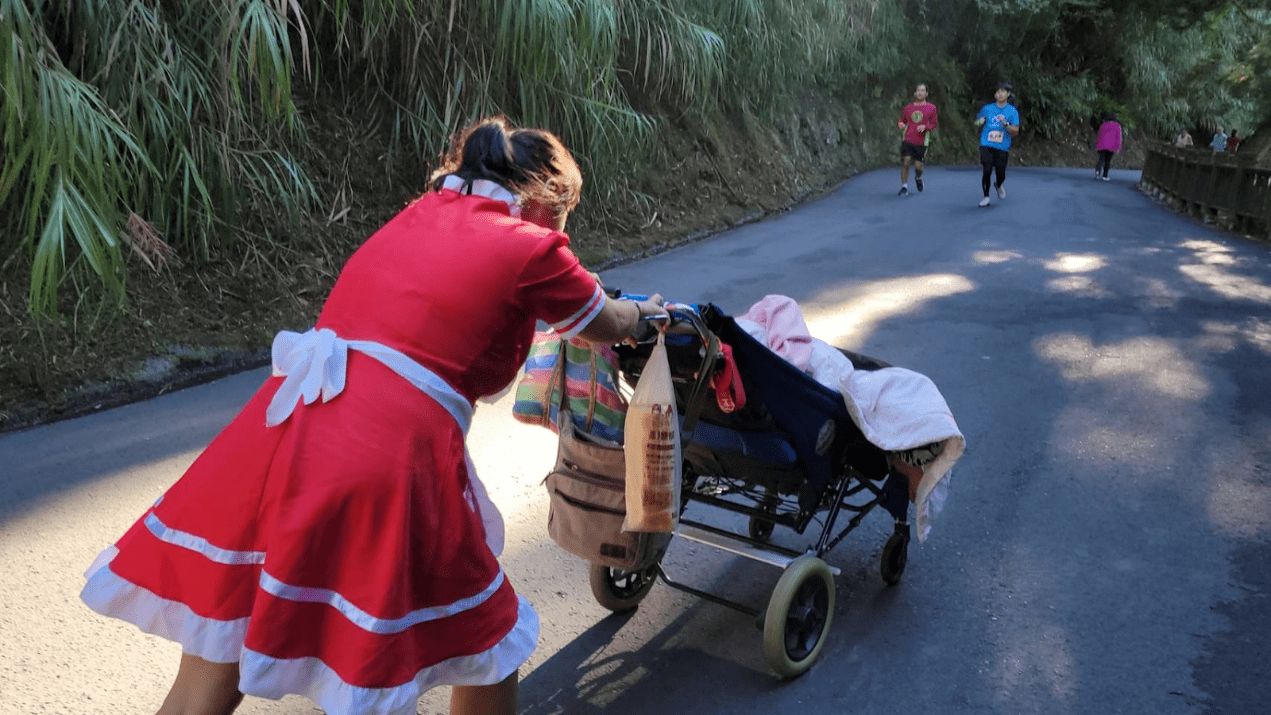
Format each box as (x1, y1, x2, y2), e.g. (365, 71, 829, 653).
(1139, 142, 1271, 238)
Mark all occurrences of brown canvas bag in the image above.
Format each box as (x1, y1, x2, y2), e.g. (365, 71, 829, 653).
(545, 412, 670, 570)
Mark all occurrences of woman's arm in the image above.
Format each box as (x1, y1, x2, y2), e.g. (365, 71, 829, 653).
(576, 293, 665, 346)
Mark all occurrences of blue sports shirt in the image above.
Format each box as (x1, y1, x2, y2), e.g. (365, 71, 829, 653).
(978, 103, 1021, 150)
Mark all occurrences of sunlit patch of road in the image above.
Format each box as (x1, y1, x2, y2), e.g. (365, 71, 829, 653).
(1034, 333, 1210, 400)
(802, 273, 977, 345)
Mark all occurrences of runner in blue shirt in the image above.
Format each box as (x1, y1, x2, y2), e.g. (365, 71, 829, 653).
(975, 82, 1021, 207)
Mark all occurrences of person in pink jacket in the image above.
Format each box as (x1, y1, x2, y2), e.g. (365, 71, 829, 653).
(1094, 112, 1123, 181)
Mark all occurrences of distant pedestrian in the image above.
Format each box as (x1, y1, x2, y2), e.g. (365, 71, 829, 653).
(1093, 112, 1122, 181)
(1175, 129, 1193, 148)
(897, 83, 939, 196)
(1211, 126, 1228, 152)
(975, 82, 1020, 207)
(1228, 129, 1242, 154)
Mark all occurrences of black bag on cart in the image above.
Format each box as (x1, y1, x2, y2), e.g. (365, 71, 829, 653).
(544, 412, 670, 571)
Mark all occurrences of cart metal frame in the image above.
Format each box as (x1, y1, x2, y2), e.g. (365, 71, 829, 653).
(587, 304, 912, 677)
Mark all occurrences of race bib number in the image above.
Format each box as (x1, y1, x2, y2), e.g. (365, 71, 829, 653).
(987, 130, 1004, 143)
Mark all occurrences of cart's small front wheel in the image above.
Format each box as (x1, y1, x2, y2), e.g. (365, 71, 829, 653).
(748, 516, 775, 542)
(763, 555, 835, 678)
(589, 563, 658, 613)
(880, 524, 910, 586)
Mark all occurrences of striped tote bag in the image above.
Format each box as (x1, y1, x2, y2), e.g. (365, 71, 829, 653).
(513, 331, 627, 444)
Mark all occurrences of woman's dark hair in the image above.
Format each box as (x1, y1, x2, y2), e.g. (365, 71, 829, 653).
(1103, 111, 1118, 122)
(429, 116, 582, 219)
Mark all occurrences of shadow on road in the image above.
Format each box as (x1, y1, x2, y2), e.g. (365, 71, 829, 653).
(0, 368, 267, 525)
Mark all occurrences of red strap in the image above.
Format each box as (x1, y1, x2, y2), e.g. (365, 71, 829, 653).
(711, 342, 747, 413)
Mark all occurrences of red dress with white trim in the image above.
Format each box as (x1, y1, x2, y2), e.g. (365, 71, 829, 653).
(80, 178, 605, 715)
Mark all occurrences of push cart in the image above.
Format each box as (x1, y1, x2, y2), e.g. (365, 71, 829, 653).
(587, 303, 913, 678)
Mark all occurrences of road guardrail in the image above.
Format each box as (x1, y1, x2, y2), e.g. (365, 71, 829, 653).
(1140, 141, 1270, 239)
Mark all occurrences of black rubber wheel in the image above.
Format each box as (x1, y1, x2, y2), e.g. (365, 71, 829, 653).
(589, 563, 658, 613)
(762, 555, 835, 678)
(880, 528, 909, 586)
(748, 515, 775, 542)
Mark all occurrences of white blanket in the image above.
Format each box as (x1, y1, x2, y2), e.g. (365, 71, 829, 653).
(737, 297, 964, 541)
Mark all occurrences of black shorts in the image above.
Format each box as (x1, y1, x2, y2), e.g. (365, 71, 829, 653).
(901, 141, 927, 162)
(979, 146, 1009, 169)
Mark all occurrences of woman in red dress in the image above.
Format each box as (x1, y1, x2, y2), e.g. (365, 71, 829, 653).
(80, 117, 664, 715)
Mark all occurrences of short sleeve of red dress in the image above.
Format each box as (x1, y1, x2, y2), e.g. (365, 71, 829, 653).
(441, 228, 602, 400)
(517, 232, 604, 340)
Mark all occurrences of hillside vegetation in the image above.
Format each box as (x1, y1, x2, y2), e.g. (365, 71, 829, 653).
(0, 0, 1267, 429)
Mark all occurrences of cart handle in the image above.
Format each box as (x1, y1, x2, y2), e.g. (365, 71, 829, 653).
(631, 304, 711, 344)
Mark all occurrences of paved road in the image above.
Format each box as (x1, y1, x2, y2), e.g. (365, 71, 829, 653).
(2, 165, 1268, 714)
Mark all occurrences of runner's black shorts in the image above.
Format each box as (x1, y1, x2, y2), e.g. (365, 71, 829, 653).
(979, 145, 1009, 169)
(900, 141, 927, 162)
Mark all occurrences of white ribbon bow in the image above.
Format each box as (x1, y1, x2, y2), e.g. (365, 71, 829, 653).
(266, 328, 473, 432)
(267, 328, 348, 427)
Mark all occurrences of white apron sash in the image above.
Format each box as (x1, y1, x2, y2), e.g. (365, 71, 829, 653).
(265, 328, 505, 556)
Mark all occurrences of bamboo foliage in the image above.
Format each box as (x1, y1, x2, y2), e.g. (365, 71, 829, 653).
(307, 0, 657, 185)
(1, 0, 148, 317)
(2, 0, 909, 320)
(615, 0, 726, 107)
(1121, 6, 1267, 135)
(228, 0, 304, 124)
(902, 0, 1270, 142)
(20, 0, 1263, 326)
(0, 0, 315, 319)
(309, 0, 904, 174)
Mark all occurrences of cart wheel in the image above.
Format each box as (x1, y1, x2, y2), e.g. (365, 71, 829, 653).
(748, 516, 775, 542)
(880, 526, 909, 586)
(589, 563, 657, 613)
(763, 555, 835, 678)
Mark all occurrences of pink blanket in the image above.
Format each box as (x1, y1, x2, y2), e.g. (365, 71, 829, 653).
(736, 295, 965, 542)
(742, 295, 815, 370)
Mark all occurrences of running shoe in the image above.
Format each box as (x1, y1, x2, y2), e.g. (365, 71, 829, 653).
(1101, 176, 1111, 181)
(996, 185, 1006, 199)
(916, 178, 924, 192)
(978, 197, 990, 207)
(898, 186, 909, 196)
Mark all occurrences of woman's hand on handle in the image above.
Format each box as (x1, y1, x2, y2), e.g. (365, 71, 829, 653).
(576, 293, 665, 346)
(624, 294, 668, 346)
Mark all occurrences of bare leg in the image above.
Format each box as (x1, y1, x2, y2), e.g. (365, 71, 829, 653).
(157, 653, 244, 715)
(900, 156, 911, 184)
(452, 671, 518, 715)
(914, 160, 924, 181)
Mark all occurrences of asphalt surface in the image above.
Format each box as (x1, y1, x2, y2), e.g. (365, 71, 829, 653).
(2, 165, 1268, 715)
